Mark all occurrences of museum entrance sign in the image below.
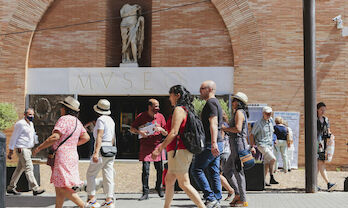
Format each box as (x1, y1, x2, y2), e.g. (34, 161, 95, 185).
(27, 67, 234, 95)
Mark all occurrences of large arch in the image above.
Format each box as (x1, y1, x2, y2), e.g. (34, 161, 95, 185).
(211, 0, 263, 68)
(0, 0, 263, 109)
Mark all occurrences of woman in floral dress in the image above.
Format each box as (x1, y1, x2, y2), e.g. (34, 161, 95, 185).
(34, 96, 90, 208)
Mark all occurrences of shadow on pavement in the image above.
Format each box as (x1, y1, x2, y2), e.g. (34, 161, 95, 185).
(6, 195, 56, 207)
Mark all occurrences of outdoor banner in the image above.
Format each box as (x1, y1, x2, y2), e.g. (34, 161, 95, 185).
(273, 111, 300, 169)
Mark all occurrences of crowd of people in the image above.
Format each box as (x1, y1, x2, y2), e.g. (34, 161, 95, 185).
(6, 80, 337, 208)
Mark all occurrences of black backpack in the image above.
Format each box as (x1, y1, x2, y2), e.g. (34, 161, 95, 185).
(174, 107, 205, 157)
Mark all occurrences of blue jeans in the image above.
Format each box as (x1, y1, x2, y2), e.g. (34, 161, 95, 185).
(191, 142, 223, 202)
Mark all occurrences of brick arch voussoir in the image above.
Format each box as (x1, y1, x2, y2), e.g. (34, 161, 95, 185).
(211, 0, 263, 68)
(0, 0, 55, 110)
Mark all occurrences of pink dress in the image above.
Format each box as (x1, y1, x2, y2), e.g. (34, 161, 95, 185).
(50, 115, 86, 187)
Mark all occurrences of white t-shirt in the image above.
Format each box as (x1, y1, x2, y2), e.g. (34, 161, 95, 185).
(93, 115, 115, 144)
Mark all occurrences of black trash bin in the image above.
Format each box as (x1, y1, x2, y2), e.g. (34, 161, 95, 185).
(0, 132, 6, 208)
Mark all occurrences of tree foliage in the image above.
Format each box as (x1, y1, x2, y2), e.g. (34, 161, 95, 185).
(192, 98, 231, 121)
(0, 103, 18, 131)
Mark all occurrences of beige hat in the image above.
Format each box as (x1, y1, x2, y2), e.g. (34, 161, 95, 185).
(59, 96, 80, 112)
(232, 92, 248, 104)
(94, 99, 111, 115)
(263, 106, 272, 113)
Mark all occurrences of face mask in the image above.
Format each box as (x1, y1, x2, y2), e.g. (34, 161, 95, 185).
(26, 116, 34, 122)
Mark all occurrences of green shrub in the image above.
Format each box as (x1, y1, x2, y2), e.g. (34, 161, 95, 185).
(0, 103, 18, 131)
(192, 98, 231, 121)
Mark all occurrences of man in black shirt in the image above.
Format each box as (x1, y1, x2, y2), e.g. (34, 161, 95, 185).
(191, 80, 224, 208)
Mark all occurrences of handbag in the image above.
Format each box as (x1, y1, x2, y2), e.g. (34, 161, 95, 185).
(46, 118, 77, 167)
(235, 111, 255, 170)
(100, 146, 117, 157)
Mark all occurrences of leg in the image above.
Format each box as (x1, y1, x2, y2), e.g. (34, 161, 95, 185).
(207, 142, 223, 201)
(56, 187, 85, 208)
(164, 172, 176, 208)
(177, 173, 205, 208)
(22, 149, 39, 190)
(102, 157, 115, 201)
(191, 148, 215, 201)
(273, 144, 280, 172)
(154, 161, 163, 190)
(234, 169, 247, 202)
(279, 141, 288, 172)
(7, 150, 25, 191)
(318, 160, 329, 184)
(141, 161, 150, 195)
(86, 158, 103, 201)
(55, 187, 66, 208)
(220, 174, 234, 194)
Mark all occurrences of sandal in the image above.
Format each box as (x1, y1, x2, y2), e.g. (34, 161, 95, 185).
(230, 200, 248, 207)
(224, 192, 234, 201)
(229, 196, 240, 206)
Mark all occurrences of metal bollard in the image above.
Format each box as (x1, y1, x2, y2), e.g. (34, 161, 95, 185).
(0, 132, 6, 208)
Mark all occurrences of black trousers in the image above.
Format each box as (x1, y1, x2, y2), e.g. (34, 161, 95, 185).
(142, 161, 163, 194)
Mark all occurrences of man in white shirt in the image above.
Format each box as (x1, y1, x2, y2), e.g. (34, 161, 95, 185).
(7, 108, 45, 195)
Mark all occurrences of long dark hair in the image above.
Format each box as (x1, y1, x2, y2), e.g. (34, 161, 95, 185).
(234, 98, 249, 118)
(169, 85, 194, 112)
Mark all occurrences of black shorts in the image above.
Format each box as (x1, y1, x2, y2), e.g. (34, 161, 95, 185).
(318, 152, 326, 161)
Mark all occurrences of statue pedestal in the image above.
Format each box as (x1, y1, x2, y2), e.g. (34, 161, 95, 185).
(119, 63, 139, 68)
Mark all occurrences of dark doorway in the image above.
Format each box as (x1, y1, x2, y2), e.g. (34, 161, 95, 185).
(78, 96, 171, 159)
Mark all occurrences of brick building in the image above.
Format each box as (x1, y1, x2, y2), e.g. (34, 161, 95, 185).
(0, 0, 347, 168)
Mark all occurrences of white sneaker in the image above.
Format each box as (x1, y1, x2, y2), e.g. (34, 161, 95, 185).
(85, 199, 101, 208)
(100, 200, 115, 208)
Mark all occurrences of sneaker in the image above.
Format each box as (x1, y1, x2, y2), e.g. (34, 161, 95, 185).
(138, 193, 149, 201)
(85, 199, 101, 208)
(156, 188, 164, 198)
(205, 200, 219, 208)
(317, 186, 322, 191)
(100, 200, 115, 208)
(33, 188, 45, 196)
(7, 189, 21, 195)
(327, 183, 337, 192)
(231, 200, 248, 207)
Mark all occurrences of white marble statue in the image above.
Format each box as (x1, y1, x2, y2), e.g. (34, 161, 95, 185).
(120, 4, 145, 64)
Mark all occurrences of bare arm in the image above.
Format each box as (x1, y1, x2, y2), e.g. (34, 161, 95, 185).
(92, 129, 103, 163)
(209, 116, 220, 157)
(32, 131, 61, 156)
(130, 126, 148, 138)
(151, 107, 186, 158)
(222, 110, 244, 133)
(77, 132, 90, 146)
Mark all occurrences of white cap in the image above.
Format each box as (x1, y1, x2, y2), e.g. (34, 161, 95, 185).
(262, 106, 272, 113)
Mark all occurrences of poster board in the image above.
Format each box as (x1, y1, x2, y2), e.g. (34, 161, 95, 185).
(273, 111, 300, 169)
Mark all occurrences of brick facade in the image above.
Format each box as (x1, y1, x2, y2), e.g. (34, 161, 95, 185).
(0, 0, 347, 168)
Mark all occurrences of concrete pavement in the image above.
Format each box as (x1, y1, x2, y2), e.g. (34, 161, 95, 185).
(5, 191, 348, 208)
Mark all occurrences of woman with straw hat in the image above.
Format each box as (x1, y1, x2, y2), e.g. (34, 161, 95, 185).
(221, 92, 250, 207)
(33, 96, 90, 208)
(86, 99, 116, 208)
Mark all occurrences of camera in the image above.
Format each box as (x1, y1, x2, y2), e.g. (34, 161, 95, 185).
(323, 132, 331, 140)
(332, 15, 341, 22)
(332, 15, 343, 29)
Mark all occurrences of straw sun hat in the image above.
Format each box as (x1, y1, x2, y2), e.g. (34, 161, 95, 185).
(59, 96, 80, 112)
(93, 99, 111, 115)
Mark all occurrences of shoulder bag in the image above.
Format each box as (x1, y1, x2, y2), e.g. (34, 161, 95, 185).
(47, 118, 77, 167)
